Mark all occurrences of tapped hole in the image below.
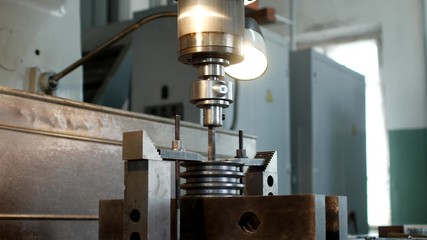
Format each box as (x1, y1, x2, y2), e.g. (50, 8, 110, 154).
(130, 232, 140, 240)
(267, 175, 274, 187)
(238, 212, 261, 234)
(130, 209, 140, 223)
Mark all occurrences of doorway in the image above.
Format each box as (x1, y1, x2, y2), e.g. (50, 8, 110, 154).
(315, 39, 391, 227)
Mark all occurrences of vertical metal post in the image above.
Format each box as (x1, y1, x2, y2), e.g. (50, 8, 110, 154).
(238, 130, 243, 150)
(175, 115, 180, 141)
(174, 160, 181, 240)
(208, 127, 216, 161)
(174, 115, 181, 240)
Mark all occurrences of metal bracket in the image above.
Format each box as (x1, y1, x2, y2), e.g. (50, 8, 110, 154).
(28, 67, 57, 96)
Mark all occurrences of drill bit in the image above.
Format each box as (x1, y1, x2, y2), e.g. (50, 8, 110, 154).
(208, 126, 216, 161)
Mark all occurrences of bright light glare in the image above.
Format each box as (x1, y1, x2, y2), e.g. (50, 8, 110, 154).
(244, 0, 257, 5)
(178, 5, 226, 33)
(226, 28, 268, 80)
(178, 6, 225, 20)
(225, 46, 267, 80)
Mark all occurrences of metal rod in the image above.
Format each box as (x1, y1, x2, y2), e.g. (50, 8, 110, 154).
(238, 130, 243, 150)
(208, 126, 216, 161)
(275, 14, 293, 25)
(175, 115, 180, 141)
(174, 114, 181, 239)
(175, 160, 181, 240)
(48, 11, 177, 88)
(0, 214, 98, 221)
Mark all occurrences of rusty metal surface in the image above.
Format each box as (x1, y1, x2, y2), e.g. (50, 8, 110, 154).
(326, 196, 348, 240)
(99, 195, 349, 240)
(99, 200, 124, 240)
(0, 87, 257, 239)
(180, 195, 326, 240)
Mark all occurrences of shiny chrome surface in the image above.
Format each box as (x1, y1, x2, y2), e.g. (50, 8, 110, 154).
(190, 80, 233, 106)
(177, 0, 244, 65)
(181, 161, 245, 196)
(198, 60, 226, 79)
(178, 32, 243, 64)
(203, 106, 223, 127)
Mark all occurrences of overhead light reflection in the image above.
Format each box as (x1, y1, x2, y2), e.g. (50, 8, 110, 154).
(225, 18, 268, 80)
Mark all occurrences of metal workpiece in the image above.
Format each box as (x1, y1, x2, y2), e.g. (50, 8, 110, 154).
(181, 161, 245, 196)
(180, 195, 327, 240)
(245, 151, 279, 196)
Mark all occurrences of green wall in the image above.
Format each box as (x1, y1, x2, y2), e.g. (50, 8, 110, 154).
(389, 128, 427, 224)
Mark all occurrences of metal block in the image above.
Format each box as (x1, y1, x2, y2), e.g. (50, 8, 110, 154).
(99, 200, 124, 240)
(180, 195, 326, 240)
(245, 151, 279, 196)
(378, 226, 404, 238)
(124, 160, 172, 240)
(123, 131, 162, 160)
